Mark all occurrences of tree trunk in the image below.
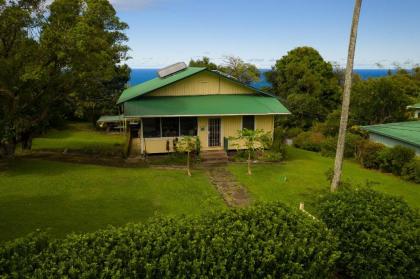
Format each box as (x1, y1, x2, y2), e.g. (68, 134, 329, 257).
(247, 150, 252, 175)
(331, 0, 363, 192)
(21, 131, 33, 150)
(187, 151, 191, 176)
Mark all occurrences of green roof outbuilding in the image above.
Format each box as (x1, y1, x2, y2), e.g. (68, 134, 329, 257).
(362, 121, 420, 154)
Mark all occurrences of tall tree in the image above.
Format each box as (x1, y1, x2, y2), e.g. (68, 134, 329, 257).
(266, 47, 341, 129)
(0, 0, 130, 157)
(350, 74, 416, 125)
(331, 0, 363, 191)
(219, 56, 260, 85)
(189, 57, 218, 71)
(0, 0, 48, 156)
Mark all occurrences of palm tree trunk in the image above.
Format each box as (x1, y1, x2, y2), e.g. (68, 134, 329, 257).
(331, 0, 363, 192)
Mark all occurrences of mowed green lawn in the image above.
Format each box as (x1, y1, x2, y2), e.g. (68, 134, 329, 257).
(32, 122, 125, 152)
(0, 160, 224, 242)
(229, 147, 420, 210)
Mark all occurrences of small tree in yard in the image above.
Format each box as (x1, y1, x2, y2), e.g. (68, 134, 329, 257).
(176, 136, 198, 176)
(230, 129, 271, 175)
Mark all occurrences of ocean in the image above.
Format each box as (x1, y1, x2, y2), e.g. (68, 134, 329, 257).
(129, 68, 394, 89)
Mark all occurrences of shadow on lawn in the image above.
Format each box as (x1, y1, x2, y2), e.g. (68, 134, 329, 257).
(0, 193, 157, 242)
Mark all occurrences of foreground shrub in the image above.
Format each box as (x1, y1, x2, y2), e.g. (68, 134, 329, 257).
(0, 203, 339, 278)
(378, 145, 416, 175)
(293, 131, 325, 152)
(317, 189, 420, 278)
(402, 159, 420, 183)
(355, 139, 385, 169)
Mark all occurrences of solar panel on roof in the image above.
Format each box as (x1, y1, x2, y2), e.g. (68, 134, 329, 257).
(157, 62, 187, 78)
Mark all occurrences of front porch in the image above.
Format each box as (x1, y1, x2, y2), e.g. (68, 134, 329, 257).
(126, 115, 274, 155)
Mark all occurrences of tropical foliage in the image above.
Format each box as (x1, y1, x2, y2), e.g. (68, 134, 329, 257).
(317, 189, 420, 278)
(0, 0, 129, 157)
(0, 203, 339, 278)
(230, 129, 271, 175)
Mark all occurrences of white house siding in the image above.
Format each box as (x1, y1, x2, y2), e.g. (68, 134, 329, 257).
(369, 133, 420, 155)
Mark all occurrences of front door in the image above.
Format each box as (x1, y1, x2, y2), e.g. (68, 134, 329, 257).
(208, 118, 221, 147)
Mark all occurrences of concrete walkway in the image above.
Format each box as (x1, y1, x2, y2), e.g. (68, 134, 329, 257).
(206, 166, 251, 207)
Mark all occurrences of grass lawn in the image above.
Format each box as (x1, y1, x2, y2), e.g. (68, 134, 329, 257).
(229, 147, 420, 210)
(31, 122, 125, 154)
(0, 159, 224, 242)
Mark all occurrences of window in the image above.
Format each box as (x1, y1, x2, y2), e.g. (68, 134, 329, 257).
(143, 118, 161, 138)
(180, 117, 197, 136)
(162, 117, 179, 137)
(242, 115, 255, 130)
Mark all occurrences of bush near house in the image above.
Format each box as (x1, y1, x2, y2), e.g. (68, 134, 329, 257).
(320, 133, 362, 158)
(317, 189, 420, 278)
(355, 140, 386, 169)
(402, 159, 420, 184)
(293, 131, 325, 152)
(378, 145, 416, 176)
(0, 203, 339, 278)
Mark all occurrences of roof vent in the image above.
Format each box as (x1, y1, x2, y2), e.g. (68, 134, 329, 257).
(157, 62, 187, 78)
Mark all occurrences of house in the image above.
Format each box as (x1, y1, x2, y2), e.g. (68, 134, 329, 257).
(362, 121, 420, 155)
(407, 103, 420, 118)
(117, 63, 290, 154)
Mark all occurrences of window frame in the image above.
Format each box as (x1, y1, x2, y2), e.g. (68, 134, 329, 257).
(241, 115, 255, 131)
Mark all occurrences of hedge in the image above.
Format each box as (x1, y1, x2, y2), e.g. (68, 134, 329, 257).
(355, 139, 385, 169)
(293, 131, 325, 152)
(0, 203, 339, 278)
(320, 133, 362, 158)
(317, 189, 420, 278)
(378, 145, 416, 175)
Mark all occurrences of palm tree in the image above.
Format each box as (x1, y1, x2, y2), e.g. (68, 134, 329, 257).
(331, 0, 363, 192)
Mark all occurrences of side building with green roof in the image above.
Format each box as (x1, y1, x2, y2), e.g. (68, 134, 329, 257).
(117, 63, 290, 154)
(362, 121, 420, 155)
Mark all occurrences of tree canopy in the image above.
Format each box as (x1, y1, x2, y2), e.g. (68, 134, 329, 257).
(0, 0, 129, 157)
(266, 47, 341, 128)
(189, 56, 260, 85)
(350, 70, 420, 125)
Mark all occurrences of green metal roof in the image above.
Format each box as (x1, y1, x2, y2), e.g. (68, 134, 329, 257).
(407, 103, 420, 109)
(362, 121, 420, 148)
(123, 95, 290, 117)
(97, 115, 124, 123)
(117, 67, 273, 104)
(117, 67, 206, 104)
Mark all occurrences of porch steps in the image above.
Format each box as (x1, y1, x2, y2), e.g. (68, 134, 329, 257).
(200, 150, 228, 166)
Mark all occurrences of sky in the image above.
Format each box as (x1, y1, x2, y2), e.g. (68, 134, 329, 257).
(111, 0, 420, 69)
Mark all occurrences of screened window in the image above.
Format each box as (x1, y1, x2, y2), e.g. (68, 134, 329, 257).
(180, 117, 197, 136)
(242, 115, 255, 130)
(143, 118, 161, 138)
(162, 117, 180, 137)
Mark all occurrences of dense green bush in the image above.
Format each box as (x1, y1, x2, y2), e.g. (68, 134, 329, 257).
(378, 145, 416, 175)
(320, 133, 361, 158)
(317, 189, 420, 278)
(285, 127, 302, 139)
(402, 159, 420, 183)
(293, 131, 325, 152)
(0, 203, 339, 278)
(355, 139, 386, 169)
